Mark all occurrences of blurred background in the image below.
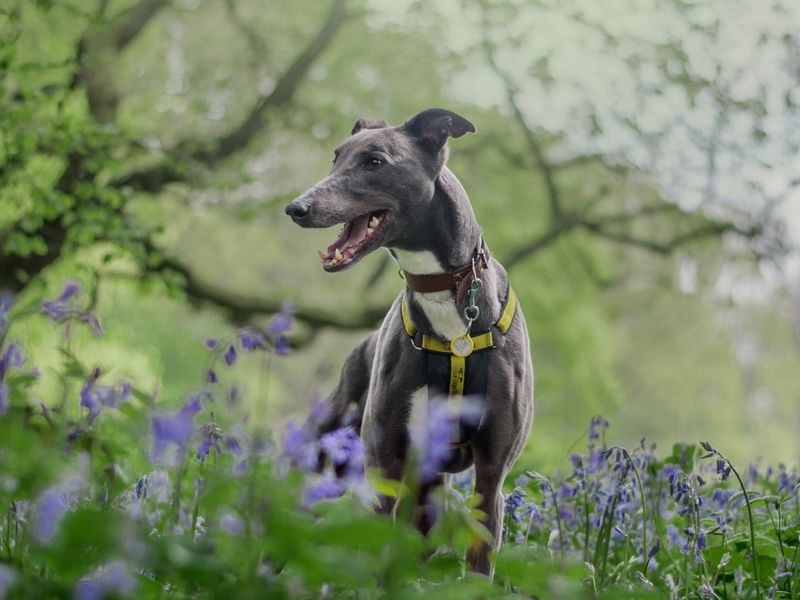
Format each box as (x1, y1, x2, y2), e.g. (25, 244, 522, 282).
(2, 0, 798, 471)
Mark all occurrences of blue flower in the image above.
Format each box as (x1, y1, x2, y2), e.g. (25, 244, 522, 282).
(305, 476, 345, 504)
(283, 421, 318, 472)
(0, 291, 14, 333)
(80, 369, 131, 424)
(196, 421, 223, 462)
(204, 337, 219, 349)
(0, 383, 8, 416)
(40, 281, 103, 335)
(74, 560, 136, 600)
(223, 345, 237, 366)
(33, 487, 69, 543)
(504, 488, 527, 523)
(320, 427, 364, 479)
(218, 510, 245, 536)
(269, 301, 294, 355)
(239, 330, 267, 351)
(151, 394, 204, 462)
(0, 343, 24, 380)
(0, 563, 17, 599)
(410, 402, 457, 484)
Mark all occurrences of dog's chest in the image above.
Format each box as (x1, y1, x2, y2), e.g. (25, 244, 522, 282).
(390, 249, 466, 340)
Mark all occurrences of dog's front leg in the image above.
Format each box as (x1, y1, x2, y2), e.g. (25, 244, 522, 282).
(360, 314, 426, 515)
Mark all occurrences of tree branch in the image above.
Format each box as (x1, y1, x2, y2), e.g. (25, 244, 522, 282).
(110, 0, 170, 50)
(144, 243, 385, 331)
(114, 0, 348, 189)
(481, 34, 564, 223)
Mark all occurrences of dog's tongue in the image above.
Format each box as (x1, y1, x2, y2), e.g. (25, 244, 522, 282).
(327, 214, 370, 256)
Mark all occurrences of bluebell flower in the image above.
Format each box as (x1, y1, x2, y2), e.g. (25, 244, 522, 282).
(320, 427, 364, 480)
(0, 383, 8, 416)
(223, 344, 237, 366)
(410, 401, 458, 484)
(151, 394, 204, 462)
(207, 369, 218, 384)
(305, 476, 345, 504)
(204, 337, 219, 349)
(33, 487, 68, 543)
(0, 563, 17, 600)
(40, 281, 103, 335)
(283, 421, 318, 472)
(239, 330, 267, 351)
(79, 368, 131, 424)
(196, 421, 223, 462)
(0, 291, 14, 333)
(504, 488, 527, 523)
(269, 301, 294, 355)
(0, 343, 24, 380)
(269, 301, 294, 336)
(74, 560, 136, 600)
(218, 510, 245, 536)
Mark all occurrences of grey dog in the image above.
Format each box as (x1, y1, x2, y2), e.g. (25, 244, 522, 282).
(285, 108, 534, 575)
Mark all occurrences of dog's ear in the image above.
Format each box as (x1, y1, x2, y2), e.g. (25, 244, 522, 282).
(403, 108, 475, 153)
(351, 118, 389, 135)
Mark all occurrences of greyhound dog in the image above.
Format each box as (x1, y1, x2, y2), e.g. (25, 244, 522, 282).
(285, 108, 533, 575)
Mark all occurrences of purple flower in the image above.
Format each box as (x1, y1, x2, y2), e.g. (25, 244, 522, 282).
(0, 291, 14, 332)
(274, 336, 290, 356)
(320, 427, 364, 479)
(58, 281, 82, 302)
(410, 401, 458, 484)
(0, 343, 24, 380)
(0, 563, 17, 599)
(33, 487, 68, 543)
(0, 383, 8, 415)
(207, 369, 218, 384)
(240, 330, 266, 351)
(269, 301, 294, 336)
(218, 510, 245, 536)
(305, 476, 345, 504)
(504, 488, 527, 523)
(151, 394, 204, 462)
(204, 337, 219, 349)
(74, 560, 136, 600)
(268, 301, 294, 355)
(40, 281, 102, 335)
(283, 421, 318, 472)
(223, 345, 237, 366)
(79, 369, 131, 424)
(196, 422, 223, 461)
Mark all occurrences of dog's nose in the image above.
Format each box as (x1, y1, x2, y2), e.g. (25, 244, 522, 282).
(285, 200, 310, 222)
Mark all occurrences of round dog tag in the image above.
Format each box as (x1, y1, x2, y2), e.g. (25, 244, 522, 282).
(450, 334, 475, 357)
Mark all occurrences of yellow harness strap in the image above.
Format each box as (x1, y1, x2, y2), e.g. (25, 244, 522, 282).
(400, 286, 519, 444)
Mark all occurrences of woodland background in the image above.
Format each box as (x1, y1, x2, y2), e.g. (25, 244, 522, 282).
(2, 0, 799, 470)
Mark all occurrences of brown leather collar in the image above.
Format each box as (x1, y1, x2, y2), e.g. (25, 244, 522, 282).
(403, 239, 491, 303)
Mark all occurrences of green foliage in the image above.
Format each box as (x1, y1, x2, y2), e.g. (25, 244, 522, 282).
(1, 292, 799, 599)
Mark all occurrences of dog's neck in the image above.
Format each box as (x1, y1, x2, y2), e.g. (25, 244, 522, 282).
(390, 167, 487, 340)
(390, 167, 481, 275)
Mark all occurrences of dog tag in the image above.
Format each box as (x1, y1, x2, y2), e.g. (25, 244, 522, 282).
(450, 334, 474, 357)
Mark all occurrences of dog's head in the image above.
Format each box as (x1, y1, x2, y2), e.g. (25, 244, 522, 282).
(285, 108, 475, 272)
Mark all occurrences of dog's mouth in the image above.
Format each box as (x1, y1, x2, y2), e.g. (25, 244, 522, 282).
(319, 210, 391, 272)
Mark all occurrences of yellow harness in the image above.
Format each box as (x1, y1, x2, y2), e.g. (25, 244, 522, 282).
(400, 287, 518, 444)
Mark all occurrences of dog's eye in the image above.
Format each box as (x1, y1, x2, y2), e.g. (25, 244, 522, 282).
(365, 158, 384, 171)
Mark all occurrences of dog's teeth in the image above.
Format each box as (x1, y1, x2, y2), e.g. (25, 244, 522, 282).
(318, 250, 327, 260)
(366, 227, 374, 235)
(369, 216, 380, 228)
(334, 248, 343, 261)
